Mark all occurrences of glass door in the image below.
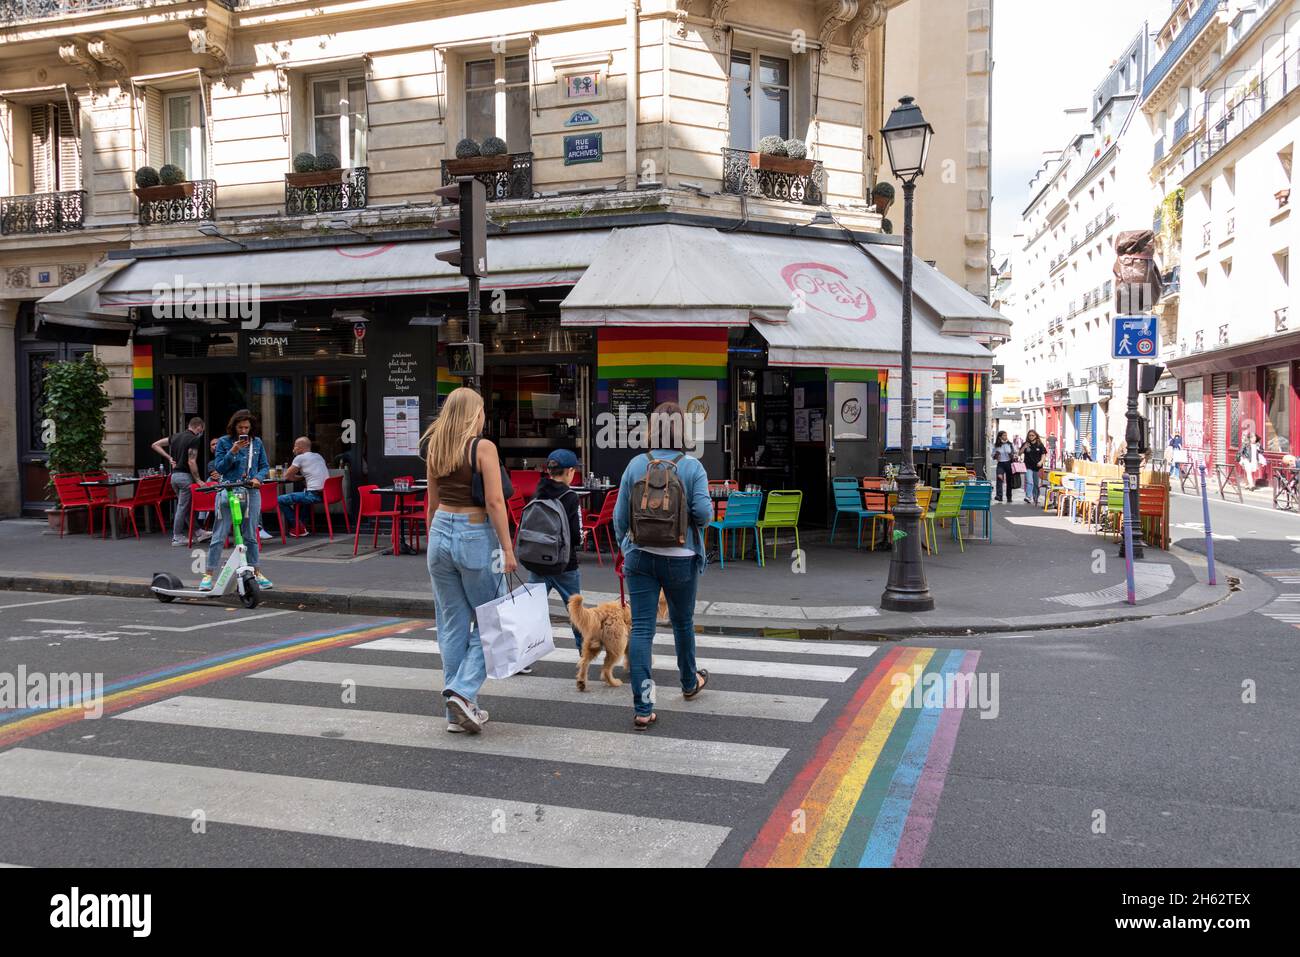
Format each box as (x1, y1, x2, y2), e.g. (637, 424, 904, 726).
(303, 373, 353, 469)
(250, 375, 293, 469)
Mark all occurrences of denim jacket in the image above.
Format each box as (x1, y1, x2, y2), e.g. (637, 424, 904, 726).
(613, 451, 714, 574)
(212, 435, 270, 484)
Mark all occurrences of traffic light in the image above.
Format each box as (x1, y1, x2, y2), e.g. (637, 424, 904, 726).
(433, 176, 487, 278)
(1137, 362, 1165, 394)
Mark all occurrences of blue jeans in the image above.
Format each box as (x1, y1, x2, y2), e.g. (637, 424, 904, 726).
(1023, 467, 1040, 502)
(428, 511, 505, 717)
(206, 489, 259, 574)
(170, 473, 194, 542)
(279, 489, 322, 532)
(623, 549, 700, 717)
(529, 567, 584, 649)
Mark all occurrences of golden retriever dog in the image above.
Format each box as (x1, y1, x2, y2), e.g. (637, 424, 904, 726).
(567, 592, 669, 691)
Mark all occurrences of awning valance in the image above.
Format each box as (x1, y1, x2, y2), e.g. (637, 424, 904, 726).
(35, 260, 134, 346)
(98, 231, 611, 308)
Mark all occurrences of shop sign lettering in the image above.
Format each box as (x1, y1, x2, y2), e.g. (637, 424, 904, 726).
(781, 261, 876, 322)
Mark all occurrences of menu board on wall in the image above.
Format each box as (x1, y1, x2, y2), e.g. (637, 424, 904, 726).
(386, 352, 419, 394)
(383, 396, 421, 457)
(608, 378, 654, 449)
(763, 395, 792, 470)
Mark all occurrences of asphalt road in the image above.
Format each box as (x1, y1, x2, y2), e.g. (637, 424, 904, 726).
(0, 488, 1295, 868)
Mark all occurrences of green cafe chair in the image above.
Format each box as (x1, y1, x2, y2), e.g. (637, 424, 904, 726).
(927, 485, 967, 554)
(755, 489, 803, 561)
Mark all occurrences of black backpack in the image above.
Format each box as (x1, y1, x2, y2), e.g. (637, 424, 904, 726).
(516, 495, 572, 575)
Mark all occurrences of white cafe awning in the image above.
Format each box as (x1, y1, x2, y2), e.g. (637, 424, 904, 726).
(560, 224, 999, 372)
(98, 231, 611, 308)
(35, 260, 134, 346)
(559, 224, 791, 327)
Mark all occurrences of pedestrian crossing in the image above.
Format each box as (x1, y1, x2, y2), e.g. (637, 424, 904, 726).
(0, 619, 977, 868)
(1255, 570, 1300, 624)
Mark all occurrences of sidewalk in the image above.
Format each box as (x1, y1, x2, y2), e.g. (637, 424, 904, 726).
(0, 501, 1226, 636)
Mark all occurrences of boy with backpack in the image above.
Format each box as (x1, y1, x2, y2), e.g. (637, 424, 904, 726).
(515, 448, 586, 653)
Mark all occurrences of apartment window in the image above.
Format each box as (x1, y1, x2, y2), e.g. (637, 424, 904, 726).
(1276, 249, 1290, 285)
(165, 93, 204, 179)
(729, 50, 790, 149)
(28, 102, 80, 193)
(311, 74, 368, 167)
(465, 54, 530, 152)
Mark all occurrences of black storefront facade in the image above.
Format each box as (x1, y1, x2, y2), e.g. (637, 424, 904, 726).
(46, 216, 1007, 525)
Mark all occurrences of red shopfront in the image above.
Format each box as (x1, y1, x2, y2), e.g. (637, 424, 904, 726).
(1045, 390, 1067, 469)
(1169, 331, 1300, 480)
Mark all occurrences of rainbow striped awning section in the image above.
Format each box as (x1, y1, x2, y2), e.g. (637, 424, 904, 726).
(596, 328, 728, 380)
(132, 344, 153, 412)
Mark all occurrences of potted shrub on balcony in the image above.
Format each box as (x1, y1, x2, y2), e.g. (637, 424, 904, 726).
(40, 353, 110, 534)
(134, 164, 194, 202)
(445, 137, 513, 174)
(747, 136, 817, 176)
(285, 152, 346, 187)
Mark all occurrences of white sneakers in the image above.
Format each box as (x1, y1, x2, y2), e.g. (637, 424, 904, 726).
(445, 695, 489, 734)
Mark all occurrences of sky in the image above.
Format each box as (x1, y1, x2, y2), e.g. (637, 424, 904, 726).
(991, 0, 1174, 265)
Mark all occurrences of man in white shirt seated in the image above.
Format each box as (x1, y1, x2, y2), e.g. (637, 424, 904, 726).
(279, 436, 330, 537)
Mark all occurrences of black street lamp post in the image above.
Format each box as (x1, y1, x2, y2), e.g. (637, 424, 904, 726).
(880, 96, 935, 613)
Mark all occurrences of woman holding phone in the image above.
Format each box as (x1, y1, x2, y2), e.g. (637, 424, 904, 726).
(204, 409, 272, 592)
(422, 387, 515, 734)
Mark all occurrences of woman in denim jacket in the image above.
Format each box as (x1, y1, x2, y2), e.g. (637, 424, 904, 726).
(613, 402, 715, 731)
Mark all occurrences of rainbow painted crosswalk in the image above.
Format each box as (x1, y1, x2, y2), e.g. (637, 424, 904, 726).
(744, 646, 980, 868)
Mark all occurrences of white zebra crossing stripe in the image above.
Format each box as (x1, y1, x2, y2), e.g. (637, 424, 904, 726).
(1043, 563, 1176, 608)
(116, 695, 789, 784)
(253, 660, 829, 722)
(353, 637, 857, 683)
(548, 626, 881, 658)
(0, 748, 729, 868)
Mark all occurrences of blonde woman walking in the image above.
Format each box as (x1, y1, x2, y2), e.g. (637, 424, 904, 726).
(423, 387, 516, 734)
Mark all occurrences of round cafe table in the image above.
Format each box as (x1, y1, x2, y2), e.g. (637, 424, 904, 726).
(78, 477, 142, 539)
(371, 484, 427, 554)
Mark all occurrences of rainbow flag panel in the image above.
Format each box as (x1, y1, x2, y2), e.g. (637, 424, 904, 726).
(132, 344, 153, 412)
(596, 328, 728, 380)
(947, 372, 970, 419)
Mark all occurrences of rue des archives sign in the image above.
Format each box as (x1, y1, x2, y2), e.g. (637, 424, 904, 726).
(563, 133, 603, 166)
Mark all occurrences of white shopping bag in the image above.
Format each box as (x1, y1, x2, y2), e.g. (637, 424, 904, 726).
(476, 579, 555, 679)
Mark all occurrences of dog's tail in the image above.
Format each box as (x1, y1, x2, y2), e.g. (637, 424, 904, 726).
(568, 594, 597, 635)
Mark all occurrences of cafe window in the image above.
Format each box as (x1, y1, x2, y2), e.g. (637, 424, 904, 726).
(442, 315, 590, 356)
(311, 74, 368, 167)
(1265, 364, 1291, 452)
(465, 54, 530, 153)
(248, 327, 365, 361)
(485, 364, 580, 447)
(159, 331, 239, 360)
(728, 50, 790, 150)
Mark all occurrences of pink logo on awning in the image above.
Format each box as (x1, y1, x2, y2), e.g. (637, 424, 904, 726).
(781, 261, 876, 322)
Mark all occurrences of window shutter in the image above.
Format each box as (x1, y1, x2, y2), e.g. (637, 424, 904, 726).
(55, 103, 81, 191)
(30, 104, 51, 194)
(146, 88, 165, 169)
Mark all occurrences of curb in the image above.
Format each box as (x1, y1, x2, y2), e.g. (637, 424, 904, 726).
(0, 565, 1236, 640)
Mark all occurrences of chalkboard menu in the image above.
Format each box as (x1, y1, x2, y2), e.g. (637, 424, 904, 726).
(762, 394, 793, 471)
(608, 378, 654, 449)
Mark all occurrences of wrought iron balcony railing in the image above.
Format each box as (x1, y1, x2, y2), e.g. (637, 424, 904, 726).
(1, 0, 236, 22)
(439, 152, 534, 202)
(721, 148, 825, 206)
(284, 166, 368, 216)
(137, 179, 216, 226)
(0, 189, 85, 235)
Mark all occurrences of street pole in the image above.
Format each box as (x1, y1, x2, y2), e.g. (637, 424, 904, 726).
(467, 274, 481, 393)
(881, 178, 934, 612)
(1119, 356, 1146, 558)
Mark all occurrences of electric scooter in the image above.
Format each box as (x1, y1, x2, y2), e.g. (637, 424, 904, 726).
(151, 481, 261, 608)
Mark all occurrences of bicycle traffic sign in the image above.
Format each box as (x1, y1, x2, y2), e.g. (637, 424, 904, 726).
(1113, 315, 1158, 360)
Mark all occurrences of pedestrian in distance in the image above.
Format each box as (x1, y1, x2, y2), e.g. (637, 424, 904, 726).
(151, 416, 205, 546)
(1020, 429, 1047, 506)
(1239, 429, 1264, 487)
(992, 430, 1016, 503)
(422, 386, 515, 735)
(205, 410, 272, 592)
(613, 402, 715, 731)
